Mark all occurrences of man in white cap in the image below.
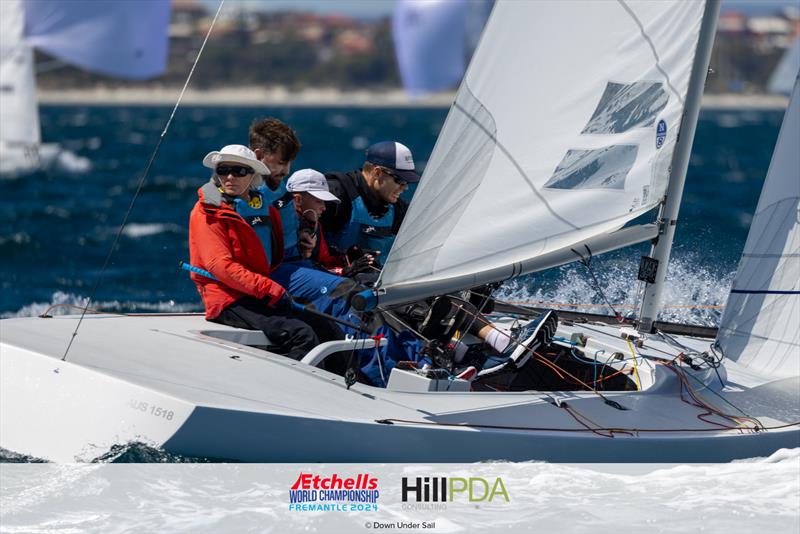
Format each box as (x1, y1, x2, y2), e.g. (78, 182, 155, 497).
(284, 169, 378, 278)
(321, 141, 421, 265)
(188, 144, 344, 362)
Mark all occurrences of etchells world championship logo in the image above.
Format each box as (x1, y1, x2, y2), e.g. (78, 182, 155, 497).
(289, 473, 380, 512)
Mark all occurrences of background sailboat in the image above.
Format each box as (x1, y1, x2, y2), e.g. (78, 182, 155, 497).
(0, 0, 171, 176)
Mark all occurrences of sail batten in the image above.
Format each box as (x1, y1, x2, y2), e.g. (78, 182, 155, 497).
(378, 1, 707, 303)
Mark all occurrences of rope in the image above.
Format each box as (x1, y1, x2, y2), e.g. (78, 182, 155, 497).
(376, 418, 798, 434)
(505, 301, 724, 310)
(626, 339, 642, 391)
(570, 245, 626, 323)
(61, 1, 227, 362)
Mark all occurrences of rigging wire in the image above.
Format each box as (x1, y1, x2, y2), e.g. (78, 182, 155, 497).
(61, 0, 227, 362)
(570, 245, 627, 323)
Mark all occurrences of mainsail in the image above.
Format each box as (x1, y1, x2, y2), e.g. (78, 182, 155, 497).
(377, 0, 709, 306)
(716, 74, 800, 379)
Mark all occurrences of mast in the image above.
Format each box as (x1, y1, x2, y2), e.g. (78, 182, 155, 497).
(637, 0, 721, 334)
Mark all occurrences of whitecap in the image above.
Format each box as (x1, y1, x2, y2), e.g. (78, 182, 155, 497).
(500, 252, 735, 326)
(350, 136, 369, 150)
(121, 222, 183, 238)
(2, 291, 201, 319)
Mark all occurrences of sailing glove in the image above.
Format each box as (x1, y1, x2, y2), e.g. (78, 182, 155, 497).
(271, 291, 296, 315)
(342, 254, 376, 277)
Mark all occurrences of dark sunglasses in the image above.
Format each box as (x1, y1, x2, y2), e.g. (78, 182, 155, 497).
(216, 164, 254, 177)
(380, 167, 408, 187)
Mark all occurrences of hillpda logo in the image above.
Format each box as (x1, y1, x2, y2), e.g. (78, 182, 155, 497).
(401, 476, 509, 508)
(288, 473, 379, 512)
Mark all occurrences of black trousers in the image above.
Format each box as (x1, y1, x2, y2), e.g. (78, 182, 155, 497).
(214, 296, 345, 362)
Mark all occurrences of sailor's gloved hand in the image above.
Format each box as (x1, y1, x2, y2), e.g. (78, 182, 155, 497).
(342, 254, 377, 277)
(345, 245, 378, 263)
(270, 291, 295, 315)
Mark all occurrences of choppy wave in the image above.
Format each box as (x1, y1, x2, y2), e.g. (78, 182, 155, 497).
(121, 222, 184, 238)
(1, 291, 201, 319)
(500, 253, 735, 327)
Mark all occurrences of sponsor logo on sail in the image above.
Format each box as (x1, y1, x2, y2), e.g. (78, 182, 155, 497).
(288, 473, 380, 512)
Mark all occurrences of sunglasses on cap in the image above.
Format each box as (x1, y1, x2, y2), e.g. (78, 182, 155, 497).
(379, 167, 408, 187)
(216, 164, 254, 177)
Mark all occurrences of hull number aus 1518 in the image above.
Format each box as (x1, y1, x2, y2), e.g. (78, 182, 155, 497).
(128, 399, 174, 420)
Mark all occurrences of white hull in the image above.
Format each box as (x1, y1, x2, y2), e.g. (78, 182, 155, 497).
(2, 314, 797, 462)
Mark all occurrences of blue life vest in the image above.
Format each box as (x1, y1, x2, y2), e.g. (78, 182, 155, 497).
(259, 184, 299, 260)
(233, 192, 273, 264)
(331, 196, 395, 260)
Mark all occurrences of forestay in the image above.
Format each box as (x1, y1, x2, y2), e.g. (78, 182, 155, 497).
(379, 1, 707, 302)
(716, 75, 800, 380)
(0, 0, 40, 148)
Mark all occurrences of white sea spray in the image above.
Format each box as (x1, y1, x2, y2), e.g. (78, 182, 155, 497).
(1, 291, 201, 318)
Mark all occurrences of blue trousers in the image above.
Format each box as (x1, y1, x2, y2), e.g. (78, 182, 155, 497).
(271, 261, 427, 386)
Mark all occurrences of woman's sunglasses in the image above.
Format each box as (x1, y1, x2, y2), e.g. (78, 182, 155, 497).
(216, 164, 254, 177)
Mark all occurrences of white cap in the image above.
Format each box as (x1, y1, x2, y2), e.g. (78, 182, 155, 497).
(202, 144, 269, 176)
(286, 169, 340, 202)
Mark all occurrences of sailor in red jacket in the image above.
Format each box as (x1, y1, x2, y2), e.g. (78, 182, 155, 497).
(189, 145, 343, 361)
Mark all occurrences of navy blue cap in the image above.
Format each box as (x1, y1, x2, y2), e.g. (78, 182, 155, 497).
(365, 141, 421, 183)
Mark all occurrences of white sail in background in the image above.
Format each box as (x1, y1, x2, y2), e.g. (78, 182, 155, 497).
(768, 39, 800, 95)
(0, 0, 40, 148)
(393, 0, 470, 96)
(380, 0, 707, 300)
(23, 0, 171, 80)
(716, 74, 800, 379)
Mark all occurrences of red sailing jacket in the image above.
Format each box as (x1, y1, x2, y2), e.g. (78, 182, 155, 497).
(188, 182, 285, 320)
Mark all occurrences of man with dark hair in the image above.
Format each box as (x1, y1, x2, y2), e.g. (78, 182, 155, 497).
(249, 117, 300, 191)
(321, 141, 421, 265)
(247, 118, 363, 323)
(248, 117, 304, 260)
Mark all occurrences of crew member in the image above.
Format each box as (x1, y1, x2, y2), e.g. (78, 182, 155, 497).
(286, 168, 378, 279)
(322, 141, 421, 264)
(248, 117, 304, 259)
(188, 144, 343, 361)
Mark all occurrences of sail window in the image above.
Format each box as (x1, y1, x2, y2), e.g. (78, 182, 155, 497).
(582, 81, 668, 134)
(544, 145, 638, 190)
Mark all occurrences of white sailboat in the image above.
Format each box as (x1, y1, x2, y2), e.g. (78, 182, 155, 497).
(1, 0, 798, 463)
(0, 0, 170, 175)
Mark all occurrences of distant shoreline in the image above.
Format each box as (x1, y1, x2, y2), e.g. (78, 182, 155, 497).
(37, 87, 790, 109)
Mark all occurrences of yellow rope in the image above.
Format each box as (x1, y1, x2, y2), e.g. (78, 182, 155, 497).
(626, 339, 642, 391)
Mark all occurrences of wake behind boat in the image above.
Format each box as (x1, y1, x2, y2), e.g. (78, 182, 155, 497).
(1, 0, 798, 462)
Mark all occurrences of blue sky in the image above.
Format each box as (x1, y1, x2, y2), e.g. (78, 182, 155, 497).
(199, 0, 800, 19)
